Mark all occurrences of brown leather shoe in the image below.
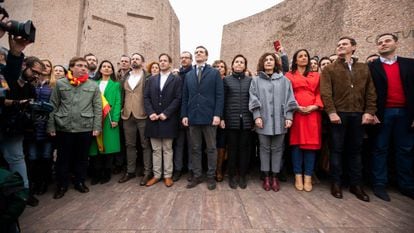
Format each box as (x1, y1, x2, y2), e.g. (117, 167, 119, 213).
(145, 177, 160, 187)
(118, 173, 136, 183)
(331, 183, 343, 199)
(350, 185, 370, 202)
(164, 178, 174, 187)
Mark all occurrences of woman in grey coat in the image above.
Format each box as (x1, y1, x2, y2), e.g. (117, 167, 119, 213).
(249, 52, 298, 192)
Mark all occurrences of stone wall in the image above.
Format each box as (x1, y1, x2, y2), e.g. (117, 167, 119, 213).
(221, 0, 414, 72)
(0, 0, 180, 68)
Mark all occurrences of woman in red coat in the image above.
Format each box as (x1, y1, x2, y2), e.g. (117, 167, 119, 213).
(285, 49, 323, 192)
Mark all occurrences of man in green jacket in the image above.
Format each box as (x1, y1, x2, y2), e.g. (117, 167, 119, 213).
(48, 56, 101, 199)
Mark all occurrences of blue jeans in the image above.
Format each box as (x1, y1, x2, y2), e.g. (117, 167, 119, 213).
(0, 134, 29, 188)
(291, 146, 316, 176)
(372, 108, 414, 190)
(329, 112, 364, 185)
(27, 140, 52, 160)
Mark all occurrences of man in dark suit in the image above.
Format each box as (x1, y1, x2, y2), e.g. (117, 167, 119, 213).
(172, 51, 193, 182)
(144, 53, 182, 187)
(369, 33, 414, 201)
(181, 46, 224, 190)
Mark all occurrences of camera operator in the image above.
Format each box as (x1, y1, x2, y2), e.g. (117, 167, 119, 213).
(0, 23, 41, 208)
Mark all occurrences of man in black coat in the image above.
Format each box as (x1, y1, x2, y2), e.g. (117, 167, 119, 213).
(171, 51, 193, 181)
(369, 33, 414, 202)
(144, 53, 182, 187)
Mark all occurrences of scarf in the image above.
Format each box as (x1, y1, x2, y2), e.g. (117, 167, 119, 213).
(67, 71, 88, 86)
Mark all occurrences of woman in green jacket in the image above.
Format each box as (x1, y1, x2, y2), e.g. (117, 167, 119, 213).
(89, 60, 122, 185)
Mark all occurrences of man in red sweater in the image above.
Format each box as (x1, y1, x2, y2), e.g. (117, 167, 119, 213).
(369, 33, 414, 202)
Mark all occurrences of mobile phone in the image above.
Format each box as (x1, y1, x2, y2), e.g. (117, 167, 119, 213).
(273, 40, 281, 52)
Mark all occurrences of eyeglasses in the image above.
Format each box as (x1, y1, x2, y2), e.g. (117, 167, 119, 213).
(180, 56, 191, 59)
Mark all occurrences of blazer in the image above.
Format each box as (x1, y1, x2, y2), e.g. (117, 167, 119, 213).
(120, 70, 148, 120)
(368, 56, 414, 126)
(181, 64, 224, 125)
(144, 73, 182, 138)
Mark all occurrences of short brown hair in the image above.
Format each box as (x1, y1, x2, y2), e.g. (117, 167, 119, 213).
(69, 56, 87, 68)
(338, 36, 357, 46)
(212, 60, 228, 75)
(375, 33, 398, 44)
(231, 54, 248, 73)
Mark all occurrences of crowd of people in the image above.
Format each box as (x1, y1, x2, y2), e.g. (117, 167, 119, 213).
(1, 26, 413, 232)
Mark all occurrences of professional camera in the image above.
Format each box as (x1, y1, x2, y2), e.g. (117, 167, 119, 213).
(0, 0, 36, 42)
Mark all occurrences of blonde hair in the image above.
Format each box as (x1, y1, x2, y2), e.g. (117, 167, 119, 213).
(41, 59, 57, 88)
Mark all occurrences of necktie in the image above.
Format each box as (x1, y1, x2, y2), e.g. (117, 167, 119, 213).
(197, 66, 202, 83)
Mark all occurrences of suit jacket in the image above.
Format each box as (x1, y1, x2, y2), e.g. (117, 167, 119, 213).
(144, 73, 182, 138)
(181, 64, 224, 125)
(368, 57, 414, 126)
(120, 70, 148, 120)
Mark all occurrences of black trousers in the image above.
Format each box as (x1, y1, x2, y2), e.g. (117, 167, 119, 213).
(226, 129, 251, 177)
(329, 112, 364, 186)
(55, 131, 92, 188)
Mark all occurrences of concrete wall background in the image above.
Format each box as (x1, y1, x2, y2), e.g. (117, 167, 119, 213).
(0, 0, 180, 68)
(221, 0, 414, 72)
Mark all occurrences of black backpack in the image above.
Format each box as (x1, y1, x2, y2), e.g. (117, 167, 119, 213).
(0, 168, 29, 226)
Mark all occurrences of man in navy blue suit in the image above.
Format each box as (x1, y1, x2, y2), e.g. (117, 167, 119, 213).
(181, 46, 224, 190)
(369, 33, 414, 201)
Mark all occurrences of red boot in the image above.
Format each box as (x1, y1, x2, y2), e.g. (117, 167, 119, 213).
(271, 176, 280, 192)
(263, 176, 271, 191)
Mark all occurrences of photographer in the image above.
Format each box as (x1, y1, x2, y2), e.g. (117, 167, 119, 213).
(0, 24, 40, 208)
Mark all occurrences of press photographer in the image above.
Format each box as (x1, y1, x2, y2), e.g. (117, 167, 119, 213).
(0, 24, 40, 212)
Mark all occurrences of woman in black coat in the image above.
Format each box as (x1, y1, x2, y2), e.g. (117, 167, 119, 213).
(221, 54, 253, 189)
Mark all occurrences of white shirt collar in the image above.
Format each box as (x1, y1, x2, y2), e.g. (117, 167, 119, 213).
(380, 56, 397, 65)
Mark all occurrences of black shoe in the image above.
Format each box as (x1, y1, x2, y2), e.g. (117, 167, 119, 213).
(90, 177, 100, 186)
(187, 170, 194, 182)
(53, 187, 67, 199)
(400, 189, 414, 200)
(100, 169, 111, 184)
(207, 177, 216, 190)
(74, 183, 90, 193)
(239, 176, 247, 189)
(331, 183, 343, 199)
(118, 173, 136, 183)
(140, 174, 153, 186)
(172, 170, 182, 182)
(373, 186, 391, 202)
(26, 194, 39, 207)
(186, 176, 202, 189)
(229, 176, 238, 189)
(350, 185, 370, 202)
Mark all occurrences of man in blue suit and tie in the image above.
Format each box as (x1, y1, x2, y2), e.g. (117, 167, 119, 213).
(181, 46, 224, 190)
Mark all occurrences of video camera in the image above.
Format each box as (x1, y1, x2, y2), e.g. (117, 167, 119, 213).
(0, 0, 36, 42)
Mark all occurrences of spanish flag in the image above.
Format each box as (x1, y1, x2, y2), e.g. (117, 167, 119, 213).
(97, 94, 111, 152)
